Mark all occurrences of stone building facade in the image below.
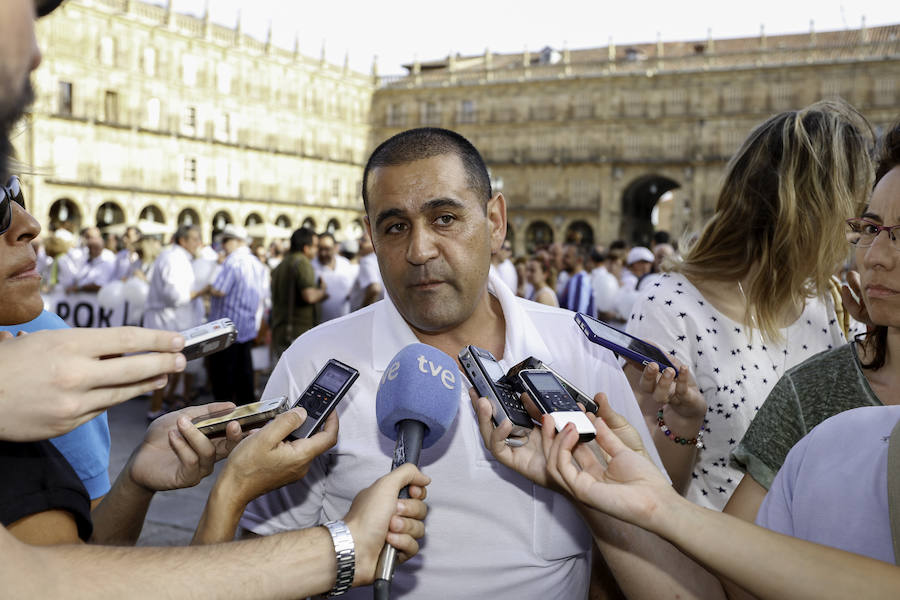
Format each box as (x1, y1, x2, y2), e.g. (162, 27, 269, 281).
(18, 0, 374, 243)
(372, 26, 900, 252)
(16, 0, 900, 252)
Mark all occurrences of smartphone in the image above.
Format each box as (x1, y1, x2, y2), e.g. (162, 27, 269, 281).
(516, 369, 596, 443)
(575, 313, 678, 376)
(192, 395, 291, 436)
(180, 318, 238, 361)
(505, 356, 599, 415)
(287, 359, 359, 439)
(459, 345, 533, 438)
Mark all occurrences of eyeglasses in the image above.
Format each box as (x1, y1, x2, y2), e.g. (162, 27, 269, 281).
(0, 176, 24, 236)
(845, 217, 900, 252)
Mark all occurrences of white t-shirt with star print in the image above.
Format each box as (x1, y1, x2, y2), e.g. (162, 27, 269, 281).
(626, 272, 847, 510)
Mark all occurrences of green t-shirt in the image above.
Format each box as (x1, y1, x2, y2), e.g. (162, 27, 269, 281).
(270, 252, 318, 345)
(730, 342, 881, 489)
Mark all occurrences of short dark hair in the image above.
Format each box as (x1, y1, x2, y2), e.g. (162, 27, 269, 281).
(652, 230, 671, 245)
(318, 231, 336, 245)
(290, 227, 317, 253)
(172, 224, 198, 245)
(361, 127, 492, 213)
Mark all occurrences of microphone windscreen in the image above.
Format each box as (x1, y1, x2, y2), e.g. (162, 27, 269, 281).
(376, 343, 460, 448)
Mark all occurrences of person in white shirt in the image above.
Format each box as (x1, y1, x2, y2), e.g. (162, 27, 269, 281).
(66, 227, 116, 293)
(241, 127, 716, 599)
(143, 225, 210, 417)
(492, 239, 518, 292)
(312, 232, 357, 322)
(590, 247, 621, 319)
(348, 234, 382, 311)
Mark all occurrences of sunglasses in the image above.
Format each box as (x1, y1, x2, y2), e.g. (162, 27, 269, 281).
(0, 176, 24, 236)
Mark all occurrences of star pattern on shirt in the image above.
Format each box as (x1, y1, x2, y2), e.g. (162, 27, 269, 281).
(624, 272, 843, 510)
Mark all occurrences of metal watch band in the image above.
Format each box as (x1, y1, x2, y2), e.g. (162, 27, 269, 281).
(324, 520, 355, 597)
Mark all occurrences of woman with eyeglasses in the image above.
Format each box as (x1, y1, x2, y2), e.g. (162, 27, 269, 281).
(723, 121, 900, 531)
(623, 100, 873, 509)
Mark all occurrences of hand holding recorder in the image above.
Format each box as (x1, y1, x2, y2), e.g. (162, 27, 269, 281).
(0, 327, 188, 442)
(193, 407, 340, 544)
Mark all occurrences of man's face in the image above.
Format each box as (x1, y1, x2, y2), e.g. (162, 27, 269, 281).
(180, 230, 202, 257)
(365, 153, 505, 334)
(302, 235, 319, 260)
(630, 260, 653, 277)
(84, 227, 103, 257)
(222, 237, 241, 255)
(0, 0, 41, 181)
(0, 201, 43, 325)
(317, 236, 334, 265)
(561, 246, 579, 271)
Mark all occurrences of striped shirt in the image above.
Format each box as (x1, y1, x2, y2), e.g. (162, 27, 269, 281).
(558, 270, 595, 316)
(210, 246, 268, 343)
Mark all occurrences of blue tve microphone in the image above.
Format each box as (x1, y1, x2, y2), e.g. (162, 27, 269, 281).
(373, 343, 460, 600)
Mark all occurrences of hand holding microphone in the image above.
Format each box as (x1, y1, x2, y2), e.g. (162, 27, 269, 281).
(372, 343, 460, 599)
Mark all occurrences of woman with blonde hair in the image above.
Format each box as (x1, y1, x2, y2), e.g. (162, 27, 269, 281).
(624, 99, 873, 509)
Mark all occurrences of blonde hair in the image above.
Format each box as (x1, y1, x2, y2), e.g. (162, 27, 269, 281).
(672, 99, 874, 341)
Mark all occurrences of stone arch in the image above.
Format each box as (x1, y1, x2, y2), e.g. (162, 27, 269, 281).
(525, 220, 554, 254)
(301, 216, 316, 230)
(211, 210, 233, 238)
(139, 204, 166, 223)
(49, 198, 82, 232)
(565, 220, 594, 246)
(177, 207, 201, 227)
(96, 200, 125, 228)
(325, 218, 340, 234)
(244, 212, 263, 227)
(275, 214, 292, 229)
(620, 174, 680, 246)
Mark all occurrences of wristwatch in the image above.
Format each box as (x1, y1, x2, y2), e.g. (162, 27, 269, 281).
(324, 520, 355, 597)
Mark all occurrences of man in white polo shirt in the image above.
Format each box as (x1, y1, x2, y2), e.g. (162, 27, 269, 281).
(241, 128, 708, 598)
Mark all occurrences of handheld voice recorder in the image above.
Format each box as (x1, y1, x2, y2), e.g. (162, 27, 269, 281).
(288, 359, 359, 439)
(459, 345, 533, 438)
(515, 369, 596, 443)
(505, 356, 599, 415)
(192, 395, 291, 436)
(179, 318, 238, 361)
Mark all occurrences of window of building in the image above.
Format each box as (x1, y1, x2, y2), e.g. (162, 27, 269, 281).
(214, 112, 231, 141)
(182, 106, 197, 136)
(386, 103, 407, 127)
(146, 98, 161, 129)
(103, 91, 119, 123)
(99, 37, 115, 66)
(573, 97, 594, 119)
(183, 157, 198, 183)
(770, 84, 793, 111)
(666, 88, 687, 115)
(874, 79, 895, 106)
(142, 47, 157, 76)
(457, 100, 477, 124)
(421, 101, 440, 126)
(58, 81, 73, 115)
(722, 85, 744, 113)
(217, 64, 233, 95)
(182, 55, 199, 87)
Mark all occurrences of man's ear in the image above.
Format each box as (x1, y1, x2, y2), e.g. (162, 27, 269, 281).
(364, 216, 374, 249)
(486, 193, 507, 255)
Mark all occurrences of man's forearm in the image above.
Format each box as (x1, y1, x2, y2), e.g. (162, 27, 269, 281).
(3, 524, 338, 599)
(89, 458, 155, 545)
(192, 477, 245, 545)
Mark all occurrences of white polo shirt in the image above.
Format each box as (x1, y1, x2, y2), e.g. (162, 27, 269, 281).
(242, 271, 664, 599)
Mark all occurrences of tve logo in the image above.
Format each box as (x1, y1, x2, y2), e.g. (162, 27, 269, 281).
(416, 354, 457, 390)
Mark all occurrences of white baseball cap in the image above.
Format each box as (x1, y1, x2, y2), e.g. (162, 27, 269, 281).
(626, 246, 654, 265)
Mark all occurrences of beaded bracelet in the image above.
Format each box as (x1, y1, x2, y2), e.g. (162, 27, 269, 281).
(657, 409, 705, 449)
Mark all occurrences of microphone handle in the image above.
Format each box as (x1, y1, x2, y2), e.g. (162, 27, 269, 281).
(374, 419, 427, 599)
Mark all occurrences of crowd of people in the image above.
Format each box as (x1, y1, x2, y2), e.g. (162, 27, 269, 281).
(2, 2, 900, 599)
